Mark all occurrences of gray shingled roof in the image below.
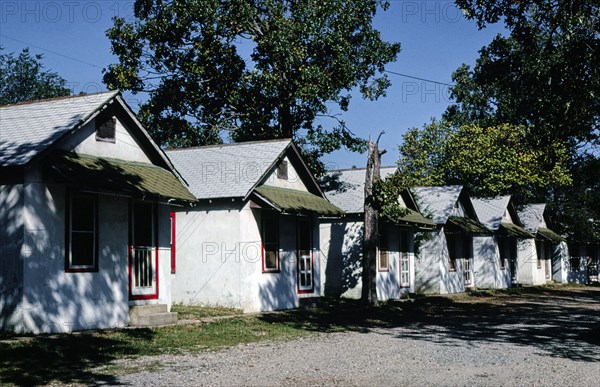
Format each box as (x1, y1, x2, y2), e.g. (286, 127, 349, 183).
(411, 185, 463, 225)
(166, 140, 291, 199)
(518, 204, 546, 233)
(0, 91, 119, 166)
(321, 167, 397, 213)
(472, 196, 512, 231)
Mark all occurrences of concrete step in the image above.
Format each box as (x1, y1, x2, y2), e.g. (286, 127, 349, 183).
(130, 304, 168, 315)
(129, 304, 178, 326)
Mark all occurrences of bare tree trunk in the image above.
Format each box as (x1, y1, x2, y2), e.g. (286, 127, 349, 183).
(362, 134, 385, 305)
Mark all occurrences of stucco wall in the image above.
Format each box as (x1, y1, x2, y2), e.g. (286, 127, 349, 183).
(320, 220, 415, 301)
(171, 202, 245, 308)
(172, 201, 319, 313)
(59, 117, 152, 163)
(415, 229, 442, 294)
(515, 238, 544, 285)
(415, 228, 468, 294)
(18, 166, 133, 333)
(473, 236, 511, 289)
(552, 241, 569, 283)
(0, 183, 25, 331)
(262, 156, 308, 192)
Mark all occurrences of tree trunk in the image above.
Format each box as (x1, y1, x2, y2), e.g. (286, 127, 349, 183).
(362, 135, 385, 305)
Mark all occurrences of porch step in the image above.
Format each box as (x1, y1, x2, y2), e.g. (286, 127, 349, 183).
(129, 305, 178, 327)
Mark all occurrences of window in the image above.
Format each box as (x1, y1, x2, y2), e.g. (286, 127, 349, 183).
(498, 238, 509, 270)
(447, 234, 457, 271)
(400, 230, 410, 287)
(170, 212, 176, 274)
(262, 212, 280, 272)
(570, 256, 581, 272)
(96, 117, 116, 142)
(378, 228, 390, 272)
(297, 218, 314, 292)
(66, 193, 98, 271)
(536, 241, 543, 269)
(277, 161, 288, 180)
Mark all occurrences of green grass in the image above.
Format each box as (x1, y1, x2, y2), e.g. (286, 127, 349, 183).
(1, 285, 596, 386)
(0, 316, 313, 386)
(171, 304, 242, 319)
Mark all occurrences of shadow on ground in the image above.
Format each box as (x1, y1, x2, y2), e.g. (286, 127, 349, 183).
(0, 328, 155, 386)
(260, 286, 600, 362)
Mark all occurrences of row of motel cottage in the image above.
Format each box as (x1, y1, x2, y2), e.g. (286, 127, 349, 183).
(1, 92, 598, 333)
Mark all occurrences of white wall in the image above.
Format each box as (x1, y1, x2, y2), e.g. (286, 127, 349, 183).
(320, 220, 415, 301)
(473, 236, 512, 289)
(515, 238, 545, 285)
(262, 156, 308, 191)
(172, 201, 320, 313)
(171, 202, 245, 308)
(415, 229, 442, 294)
(552, 241, 569, 283)
(59, 118, 152, 163)
(17, 166, 133, 333)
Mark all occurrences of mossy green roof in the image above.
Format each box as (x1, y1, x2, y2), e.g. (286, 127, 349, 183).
(500, 222, 535, 239)
(446, 216, 490, 234)
(538, 227, 565, 242)
(52, 152, 197, 203)
(386, 208, 436, 228)
(254, 185, 343, 216)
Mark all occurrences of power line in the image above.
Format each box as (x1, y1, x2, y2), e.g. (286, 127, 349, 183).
(0, 34, 103, 69)
(1, 34, 455, 88)
(385, 70, 454, 87)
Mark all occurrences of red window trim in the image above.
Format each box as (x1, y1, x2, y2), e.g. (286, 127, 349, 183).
(261, 212, 280, 273)
(64, 191, 99, 273)
(170, 212, 176, 274)
(128, 201, 159, 300)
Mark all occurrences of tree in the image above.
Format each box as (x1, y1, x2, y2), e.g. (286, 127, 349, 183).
(104, 0, 400, 175)
(0, 48, 70, 105)
(362, 136, 385, 305)
(441, 0, 599, 239)
(395, 119, 571, 201)
(448, 0, 599, 149)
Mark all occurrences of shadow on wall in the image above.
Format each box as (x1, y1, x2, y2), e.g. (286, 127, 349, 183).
(323, 222, 363, 297)
(258, 252, 298, 312)
(1, 150, 162, 333)
(474, 239, 499, 288)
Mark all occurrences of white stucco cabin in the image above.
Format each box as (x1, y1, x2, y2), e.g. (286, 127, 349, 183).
(167, 140, 342, 313)
(565, 242, 599, 284)
(472, 196, 535, 289)
(319, 168, 435, 301)
(0, 92, 196, 333)
(518, 204, 566, 284)
(412, 186, 489, 294)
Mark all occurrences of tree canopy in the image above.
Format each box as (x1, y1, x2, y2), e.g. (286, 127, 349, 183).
(0, 48, 70, 105)
(395, 119, 571, 201)
(104, 0, 400, 174)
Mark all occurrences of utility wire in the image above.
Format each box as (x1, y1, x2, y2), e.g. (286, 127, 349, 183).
(0, 34, 103, 69)
(385, 70, 454, 87)
(1, 34, 456, 88)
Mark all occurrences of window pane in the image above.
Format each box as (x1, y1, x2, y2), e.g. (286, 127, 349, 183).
(134, 203, 153, 247)
(71, 232, 94, 266)
(298, 220, 311, 251)
(72, 196, 95, 231)
(265, 250, 278, 270)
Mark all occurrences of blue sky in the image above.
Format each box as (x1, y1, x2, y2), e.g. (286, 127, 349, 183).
(0, 0, 505, 169)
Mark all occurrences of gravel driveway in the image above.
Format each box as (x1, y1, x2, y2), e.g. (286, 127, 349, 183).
(114, 287, 600, 386)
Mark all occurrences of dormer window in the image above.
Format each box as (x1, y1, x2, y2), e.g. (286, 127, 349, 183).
(96, 117, 116, 142)
(277, 161, 288, 180)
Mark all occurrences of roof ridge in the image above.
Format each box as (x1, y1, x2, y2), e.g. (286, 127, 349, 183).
(0, 90, 118, 108)
(165, 138, 292, 152)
